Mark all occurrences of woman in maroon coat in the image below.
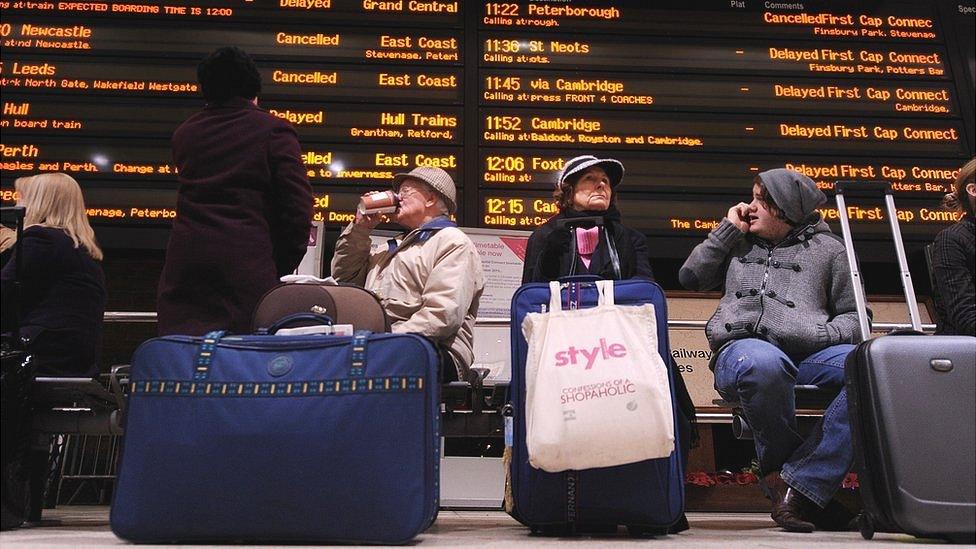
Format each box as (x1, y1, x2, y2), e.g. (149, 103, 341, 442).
(157, 47, 313, 335)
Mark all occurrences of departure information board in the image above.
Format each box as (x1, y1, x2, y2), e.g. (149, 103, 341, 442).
(1, 0, 974, 251)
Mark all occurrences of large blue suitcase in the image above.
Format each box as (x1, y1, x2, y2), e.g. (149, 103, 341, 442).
(111, 330, 440, 544)
(507, 278, 684, 535)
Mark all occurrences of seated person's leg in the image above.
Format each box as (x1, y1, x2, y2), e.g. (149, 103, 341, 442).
(713, 338, 804, 475)
(781, 390, 854, 508)
(781, 344, 857, 509)
(794, 343, 855, 392)
(437, 346, 459, 383)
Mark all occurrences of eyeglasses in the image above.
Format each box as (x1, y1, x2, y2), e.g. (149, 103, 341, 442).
(398, 186, 430, 200)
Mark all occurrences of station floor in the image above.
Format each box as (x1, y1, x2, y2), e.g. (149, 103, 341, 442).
(0, 507, 956, 548)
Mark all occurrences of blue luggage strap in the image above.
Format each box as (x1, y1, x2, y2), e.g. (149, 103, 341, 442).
(349, 331, 370, 377)
(193, 330, 225, 380)
(553, 283, 582, 527)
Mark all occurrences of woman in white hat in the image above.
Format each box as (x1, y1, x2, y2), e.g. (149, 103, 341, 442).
(521, 155, 653, 283)
(519, 155, 694, 533)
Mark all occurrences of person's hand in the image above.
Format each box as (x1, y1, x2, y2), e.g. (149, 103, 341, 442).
(726, 202, 752, 233)
(354, 211, 384, 230)
(354, 191, 388, 230)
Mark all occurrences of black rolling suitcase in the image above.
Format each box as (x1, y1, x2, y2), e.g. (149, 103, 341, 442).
(835, 182, 976, 543)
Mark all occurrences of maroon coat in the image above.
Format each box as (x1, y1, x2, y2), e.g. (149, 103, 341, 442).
(157, 98, 312, 336)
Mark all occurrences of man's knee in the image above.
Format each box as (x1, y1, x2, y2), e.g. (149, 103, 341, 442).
(799, 343, 855, 389)
(716, 338, 796, 393)
(817, 364, 846, 390)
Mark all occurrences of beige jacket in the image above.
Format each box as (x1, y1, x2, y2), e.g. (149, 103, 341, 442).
(331, 220, 485, 377)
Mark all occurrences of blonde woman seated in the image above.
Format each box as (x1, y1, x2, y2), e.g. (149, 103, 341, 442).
(1, 173, 106, 377)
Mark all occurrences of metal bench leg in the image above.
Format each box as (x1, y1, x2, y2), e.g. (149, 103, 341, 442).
(27, 434, 49, 522)
(731, 410, 754, 440)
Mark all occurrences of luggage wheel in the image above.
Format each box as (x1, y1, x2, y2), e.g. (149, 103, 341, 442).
(944, 533, 976, 544)
(530, 524, 571, 536)
(858, 514, 874, 540)
(626, 525, 666, 538)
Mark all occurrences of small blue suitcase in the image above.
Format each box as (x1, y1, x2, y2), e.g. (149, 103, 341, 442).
(507, 277, 684, 535)
(111, 329, 440, 544)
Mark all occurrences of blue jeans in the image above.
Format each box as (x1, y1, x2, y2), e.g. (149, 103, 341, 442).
(714, 338, 855, 508)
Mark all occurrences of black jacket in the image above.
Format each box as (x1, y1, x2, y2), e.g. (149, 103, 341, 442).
(932, 215, 975, 336)
(1, 226, 106, 377)
(522, 207, 653, 283)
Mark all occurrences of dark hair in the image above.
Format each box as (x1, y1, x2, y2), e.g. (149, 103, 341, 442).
(942, 157, 976, 217)
(753, 175, 793, 225)
(197, 46, 261, 102)
(553, 167, 617, 211)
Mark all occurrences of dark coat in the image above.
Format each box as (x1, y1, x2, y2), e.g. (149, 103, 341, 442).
(1, 226, 106, 377)
(521, 207, 654, 283)
(158, 98, 313, 336)
(932, 215, 975, 336)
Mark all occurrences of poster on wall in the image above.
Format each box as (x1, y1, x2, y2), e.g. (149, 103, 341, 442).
(460, 227, 531, 320)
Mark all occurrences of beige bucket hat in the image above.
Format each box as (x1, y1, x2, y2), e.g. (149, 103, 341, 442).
(392, 166, 457, 215)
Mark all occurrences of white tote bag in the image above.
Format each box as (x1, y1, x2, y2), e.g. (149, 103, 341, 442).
(522, 280, 674, 472)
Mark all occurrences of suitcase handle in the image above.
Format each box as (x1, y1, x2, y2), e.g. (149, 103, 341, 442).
(833, 181, 922, 336)
(835, 180, 893, 196)
(554, 216, 604, 230)
(556, 274, 601, 284)
(192, 323, 370, 382)
(261, 312, 334, 335)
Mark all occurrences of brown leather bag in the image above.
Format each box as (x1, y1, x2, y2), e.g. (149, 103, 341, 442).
(251, 283, 390, 334)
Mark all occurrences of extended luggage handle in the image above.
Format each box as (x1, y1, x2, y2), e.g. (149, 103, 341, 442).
(556, 274, 600, 284)
(834, 181, 922, 337)
(191, 328, 372, 381)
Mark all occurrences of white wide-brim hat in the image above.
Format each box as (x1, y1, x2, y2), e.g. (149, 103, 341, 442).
(557, 155, 625, 188)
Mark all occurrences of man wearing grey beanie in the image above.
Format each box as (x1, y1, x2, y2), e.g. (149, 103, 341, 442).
(680, 168, 865, 532)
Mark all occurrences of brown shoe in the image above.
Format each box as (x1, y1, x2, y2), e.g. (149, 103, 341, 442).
(761, 471, 788, 503)
(771, 487, 817, 533)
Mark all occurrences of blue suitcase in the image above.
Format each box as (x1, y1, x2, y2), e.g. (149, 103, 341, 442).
(507, 278, 685, 535)
(111, 329, 440, 544)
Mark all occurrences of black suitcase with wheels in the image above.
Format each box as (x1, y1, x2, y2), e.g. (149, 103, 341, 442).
(1, 346, 33, 531)
(1, 206, 34, 531)
(835, 182, 976, 543)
